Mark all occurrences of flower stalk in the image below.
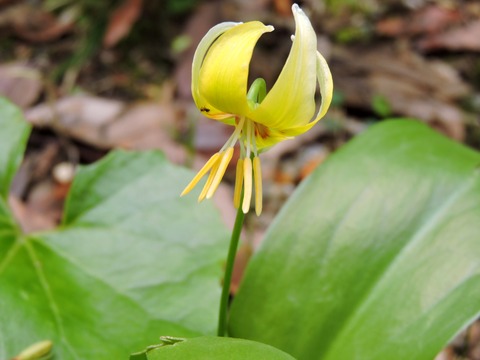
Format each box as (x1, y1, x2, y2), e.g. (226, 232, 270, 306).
(217, 206, 245, 336)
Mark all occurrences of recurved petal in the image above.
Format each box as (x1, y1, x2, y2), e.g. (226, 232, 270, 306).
(199, 21, 274, 118)
(281, 50, 333, 137)
(192, 22, 239, 120)
(249, 4, 317, 129)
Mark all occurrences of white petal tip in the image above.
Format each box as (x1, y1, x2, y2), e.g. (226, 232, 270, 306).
(292, 3, 308, 18)
(266, 25, 275, 32)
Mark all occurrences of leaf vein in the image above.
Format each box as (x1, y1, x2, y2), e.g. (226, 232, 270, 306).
(24, 240, 81, 360)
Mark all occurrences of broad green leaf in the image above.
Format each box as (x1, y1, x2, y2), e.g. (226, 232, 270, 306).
(0, 97, 30, 199)
(230, 120, 480, 360)
(134, 336, 296, 359)
(0, 98, 30, 244)
(0, 99, 229, 359)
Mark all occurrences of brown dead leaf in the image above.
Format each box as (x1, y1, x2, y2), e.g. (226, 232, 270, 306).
(9, 195, 56, 233)
(409, 5, 462, 35)
(226, 0, 271, 14)
(25, 96, 188, 164)
(103, 0, 143, 48)
(27, 180, 66, 226)
(332, 45, 469, 140)
(25, 95, 125, 140)
(434, 349, 453, 360)
(30, 142, 61, 182)
(417, 20, 480, 52)
(6, 3, 75, 42)
(261, 121, 330, 181)
(0, 63, 42, 108)
(274, 0, 292, 17)
(10, 137, 60, 201)
(375, 17, 405, 37)
(298, 145, 329, 180)
(105, 102, 186, 163)
(467, 320, 480, 359)
(376, 5, 462, 37)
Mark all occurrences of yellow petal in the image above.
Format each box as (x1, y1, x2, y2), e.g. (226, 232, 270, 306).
(199, 21, 274, 118)
(253, 49, 333, 145)
(280, 50, 333, 136)
(248, 4, 317, 129)
(253, 122, 291, 150)
(192, 22, 239, 120)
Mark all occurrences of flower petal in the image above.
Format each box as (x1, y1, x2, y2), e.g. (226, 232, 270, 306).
(281, 50, 333, 136)
(192, 22, 240, 120)
(255, 127, 290, 150)
(249, 4, 317, 129)
(199, 21, 274, 118)
(254, 50, 333, 146)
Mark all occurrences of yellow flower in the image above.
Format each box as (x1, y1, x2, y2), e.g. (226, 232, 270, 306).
(181, 4, 333, 216)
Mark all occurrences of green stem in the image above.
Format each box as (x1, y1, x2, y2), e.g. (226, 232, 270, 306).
(217, 207, 245, 336)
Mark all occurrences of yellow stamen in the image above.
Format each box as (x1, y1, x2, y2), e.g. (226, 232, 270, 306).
(206, 147, 234, 199)
(198, 158, 221, 202)
(181, 153, 221, 196)
(233, 158, 244, 209)
(253, 156, 262, 216)
(242, 157, 252, 213)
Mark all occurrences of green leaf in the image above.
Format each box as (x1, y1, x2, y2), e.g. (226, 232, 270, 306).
(0, 97, 30, 242)
(371, 94, 392, 118)
(0, 97, 30, 199)
(138, 336, 296, 359)
(230, 120, 480, 360)
(0, 99, 229, 359)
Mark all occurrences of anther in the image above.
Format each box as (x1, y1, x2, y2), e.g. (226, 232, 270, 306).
(233, 158, 244, 209)
(242, 157, 253, 213)
(198, 159, 221, 202)
(253, 156, 262, 216)
(206, 147, 234, 199)
(181, 153, 221, 197)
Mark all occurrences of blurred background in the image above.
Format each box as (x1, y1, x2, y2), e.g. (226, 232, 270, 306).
(0, 0, 479, 358)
